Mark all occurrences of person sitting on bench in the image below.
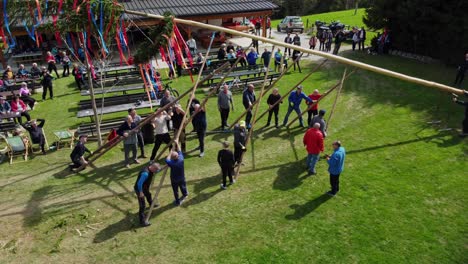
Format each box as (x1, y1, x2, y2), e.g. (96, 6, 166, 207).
(22, 118, 47, 154)
(10, 96, 31, 124)
(16, 64, 29, 78)
(19, 82, 36, 109)
(30, 63, 41, 78)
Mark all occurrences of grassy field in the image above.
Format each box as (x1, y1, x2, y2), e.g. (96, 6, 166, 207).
(0, 51, 466, 263)
(271, 9, 377, 44)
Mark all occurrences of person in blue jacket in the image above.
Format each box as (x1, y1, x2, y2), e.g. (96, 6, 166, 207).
(134, 163, 161, 227)
(282, 85, 313, 127)
(325, 141, 346, 196)
(166, 141, 189, 206)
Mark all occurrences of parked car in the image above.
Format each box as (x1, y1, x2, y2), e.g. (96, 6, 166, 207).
(277, 16, 304, 33)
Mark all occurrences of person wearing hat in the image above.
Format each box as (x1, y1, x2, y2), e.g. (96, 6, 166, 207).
(69, 134, 92, 171)
(22, 118, 47, 154)
(283, 85, 313, 127)
(310, 109, 327, 138)
(233, 121, 247, 164)
(134, 162, 161, 227)
(325, 141, 346, 196)
(307, 89, 321, 126)
(217, 141, 236, 190)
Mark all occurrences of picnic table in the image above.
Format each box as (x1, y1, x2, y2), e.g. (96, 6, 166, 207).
(205, 67, 272, 85)
(12, 52, 43, 67)
(80, 84, 145, 96)
(77, 100, 160, 121)
(0, 112, 21, 121)
(96, 65, 138, 75)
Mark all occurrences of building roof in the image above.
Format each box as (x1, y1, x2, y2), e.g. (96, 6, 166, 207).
(121, 0, 278, 18)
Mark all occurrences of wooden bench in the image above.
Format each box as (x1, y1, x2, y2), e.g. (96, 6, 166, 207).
(93, 75, 143, 88)
(208, 73, 281, 92)
(78, 92, 149, 111)
(77, 114, 149, 137)
(80, 84, 145, 96)
(0, 121, 16, 137)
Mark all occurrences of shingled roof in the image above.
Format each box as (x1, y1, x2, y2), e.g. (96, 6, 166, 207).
(121, 0, 278, 17)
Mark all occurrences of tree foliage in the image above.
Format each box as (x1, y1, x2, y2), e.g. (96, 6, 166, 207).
(272, 0, 371, 17)
(364, 0, 468, 64)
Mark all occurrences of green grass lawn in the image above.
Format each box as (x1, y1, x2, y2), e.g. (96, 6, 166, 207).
(272, 8, 378, 44)
(0, 52, 466, 263)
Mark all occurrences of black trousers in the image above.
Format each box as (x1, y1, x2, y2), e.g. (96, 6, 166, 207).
(137, 132, 145, 156)
(246, 109, 253, 127)
(359, 39, 365, 50)
(62, 65, 70, 76)
(330, 174, 340, 194)
(150, 133, 171, 160)
(171, 180, 188, 204)
(267, 108, 279, 126)
(454, 70, 466, 87)
(234, 146, 245, 163)
(75, 77, 85, 90)
(333, 43, 341, 55)
(16, 111, 31, 124)
(220, 108, 230, 128)
(307, 109, 318, 126)
(293, 61, 301, 73)
(463, 117, 468, 134)
(352, 41, 358, 51)
(70, 159, 82, 169)
(284, 47, 291, 56)
(135, 188, 152, 224)
(195, 127, 206, 153)
(32, 135, 46, 153)
(220, 164, 234, 187)
(21, 96, 36, 109)
(48, 63, 60, 78)
(42, 84, 53, 100)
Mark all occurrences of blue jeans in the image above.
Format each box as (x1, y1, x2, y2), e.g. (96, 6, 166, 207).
(283, 106, 303, 126)
(306, 154, 320, 173)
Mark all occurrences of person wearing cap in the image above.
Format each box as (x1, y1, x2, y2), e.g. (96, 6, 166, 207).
(310, 110, 327, 138)
(218, 84, 234, 131)
(192, 104, 207, 157)
(307, 89, 321, 126)
(134, 162, 161, 227)
(217, 141, 236, 190)
(40, 67, 54, 100)
(325, 141, 346, 196)
(303, 123, 324, 175)
(452, 90, 468, 136)
(22, 118, 47, 154)
(166, 141, 188, 206)
(266, 88, 282, 128)
(283, 85, 313, 127)
(69, 134, 92, 171)
(242, 84, 256, 129)
(10, 95, 31, 124)
(0, 95, 11, 114)
(117, 115, 140, 168)
(233, 121, 247, 164)
(19, 82, 36, 110)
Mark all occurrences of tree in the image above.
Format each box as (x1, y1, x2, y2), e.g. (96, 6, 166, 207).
(364, 0, 468, 65)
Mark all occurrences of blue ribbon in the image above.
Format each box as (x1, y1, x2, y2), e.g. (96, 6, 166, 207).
(3, 0, 16, 48)
(23, 21, 36, 41)
(99, 0, 103, 33)
(90, 3, 108, 54)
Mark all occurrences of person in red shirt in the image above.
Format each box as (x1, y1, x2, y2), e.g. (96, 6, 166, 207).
(303, 123, 324, 175)
(10, 95, 31, 124)
(45, 51, 60, 78)
(307, 89, 321, 127)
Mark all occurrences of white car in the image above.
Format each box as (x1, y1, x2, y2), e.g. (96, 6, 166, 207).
(277, 16, 304, 33)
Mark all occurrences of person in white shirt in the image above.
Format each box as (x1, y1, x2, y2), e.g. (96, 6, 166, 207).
(187, 35, 197, 56)
(149, 110, 172, 161)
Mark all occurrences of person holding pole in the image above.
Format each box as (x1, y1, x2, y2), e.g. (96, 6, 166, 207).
(325, 141, 346, 196)
(218, 84, 234, 131)
(307, 89, 321, 126)
(171, 105, 187, 153)
(217, 141, 236, 190)
(303, 123, 324, 175)
(243, 84, 256, 129)
(150, 110, 172, 162)
(192, 104, 207, 157)
(282, 85, 313, 127)
(452, 90, 468, 136)
(310, 109, 327, 138)
(128, 108, 146, 158)
(134, 162, 161, 227)
(233, 121, 247, 165)
(266, 88, 282, 128)
(166, 141, 189, 206)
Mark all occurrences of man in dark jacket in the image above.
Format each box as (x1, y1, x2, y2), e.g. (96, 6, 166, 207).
(192, 104, 207, 157)
(266, 88, 282, 127)
(358, 27, 366, 51)
(452, 90, 468, 136)
(166, 141, 188, 206)
(333, 29, 345, 55)
(134, 163, 161, 227)
(233, 121, 247, 164)
(217, 141, 236, 190)
(23, 118, 47, 154)
(242, 84, 256, 129)
(40, 67, 54, 100)
(69, 134, 92, 171)
(284, 34, 293, 56)
(453, 52, 468, 87)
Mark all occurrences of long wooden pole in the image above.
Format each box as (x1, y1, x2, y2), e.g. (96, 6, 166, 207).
(326, 68, 348, 132)
(144, 166, 168, 222)
(86, 63, 103, 147)
(227, 53, 307, 130)
(285, 68, 357, 128)
(255, 60, 328, 123)
(123, 9, 464, 96)
(234, 45, 276, 178)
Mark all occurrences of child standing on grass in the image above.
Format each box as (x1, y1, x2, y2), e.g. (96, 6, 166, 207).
(217, 141, 236, 190)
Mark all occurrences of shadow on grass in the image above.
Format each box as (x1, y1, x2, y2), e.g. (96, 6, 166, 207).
(273, 158, 308, 191)
(182, 174, 221, 207)
(285, 193, 332, 220)
(93, 212, 137, 243)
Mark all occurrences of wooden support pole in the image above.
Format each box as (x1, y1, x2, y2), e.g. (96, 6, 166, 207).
(124, 9, 464, 96)
(326, 68, 348, 132)
(234, 46, 276, 178)
(255, 60, 327, 123)
(286, 68, 357, 128)
(227, 53, 307, 130)
(144, 166, 168, 223)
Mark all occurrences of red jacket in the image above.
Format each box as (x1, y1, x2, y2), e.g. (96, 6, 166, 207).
(303, 128, 324, 154)
(308, 93, 321, 111)
(11, 99, 27, 112)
